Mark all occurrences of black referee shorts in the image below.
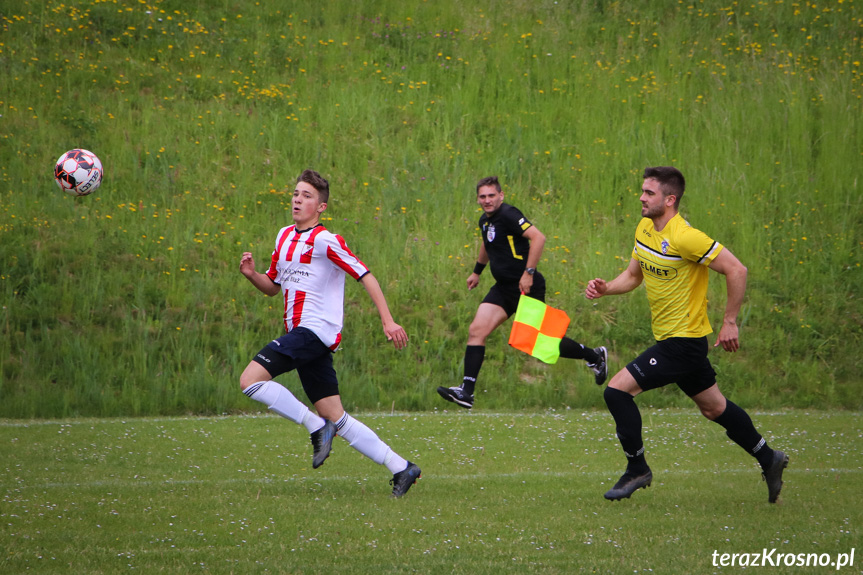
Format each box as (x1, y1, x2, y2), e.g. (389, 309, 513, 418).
(625, 336, 717, 397)
(482, 273, 547, 317)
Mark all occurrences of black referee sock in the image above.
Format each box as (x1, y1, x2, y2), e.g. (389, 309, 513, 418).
(713, 400, 775, 471)
(604, 386, 649, 473)
(461, 345, 485, 395)
(559, 337, 598, 363)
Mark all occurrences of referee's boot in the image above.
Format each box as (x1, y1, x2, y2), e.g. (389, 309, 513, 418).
(587, 346, 608, 386)
(436, 386, 474, 409)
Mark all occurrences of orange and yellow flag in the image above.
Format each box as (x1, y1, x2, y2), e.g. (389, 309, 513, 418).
(507, 295, 570, 364)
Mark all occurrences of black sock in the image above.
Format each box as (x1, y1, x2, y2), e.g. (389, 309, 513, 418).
(604, 386, 648, 473)
(462, 345, 485, 394)
(559, 337, 598, 363)
(713, 400, 775, 470)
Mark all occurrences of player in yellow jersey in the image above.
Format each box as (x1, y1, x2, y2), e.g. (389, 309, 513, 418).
(585, 166, 788, 503)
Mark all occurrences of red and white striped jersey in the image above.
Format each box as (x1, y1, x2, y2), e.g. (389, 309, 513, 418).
(265, 224, 369, 350)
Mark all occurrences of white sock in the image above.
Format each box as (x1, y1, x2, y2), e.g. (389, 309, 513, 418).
(335, 413, 408, 473)
(244, 381, 325, 433)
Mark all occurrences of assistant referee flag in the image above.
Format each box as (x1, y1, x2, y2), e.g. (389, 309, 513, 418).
(508, 295, 570, 364)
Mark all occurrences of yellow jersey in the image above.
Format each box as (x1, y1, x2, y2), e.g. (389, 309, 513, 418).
(632, 213, 724, 341)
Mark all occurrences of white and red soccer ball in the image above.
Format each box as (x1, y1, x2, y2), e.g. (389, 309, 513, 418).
(54, 149, 103, 196)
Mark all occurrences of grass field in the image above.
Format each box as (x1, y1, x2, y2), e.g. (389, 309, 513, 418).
(1, 409, 860, 574)
(1, 2, 860, 571)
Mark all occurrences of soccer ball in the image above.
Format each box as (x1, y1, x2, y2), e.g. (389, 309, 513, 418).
(54, 149, 103, 196)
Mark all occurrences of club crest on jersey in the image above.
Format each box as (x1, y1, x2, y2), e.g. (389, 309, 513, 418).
(486, 224, 496, 242)
(661, 240, 670, 255)
(302, 244, 314, 257)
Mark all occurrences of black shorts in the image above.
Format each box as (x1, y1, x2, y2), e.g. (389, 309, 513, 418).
(625, 337, 717, 397)
(482, 273, 547, 317)
(251, 327, 339, 404)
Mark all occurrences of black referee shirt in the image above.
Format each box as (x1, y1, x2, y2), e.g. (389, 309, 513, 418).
(479, 203, 534, 284)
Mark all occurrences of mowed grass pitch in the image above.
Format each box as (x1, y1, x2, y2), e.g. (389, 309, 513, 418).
(1, 409, 860, 574)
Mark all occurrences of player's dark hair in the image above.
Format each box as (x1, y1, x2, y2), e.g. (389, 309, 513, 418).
(643, 166, 685, 208)
(476, 176, 501, 194)
(297, 169, 330, 203)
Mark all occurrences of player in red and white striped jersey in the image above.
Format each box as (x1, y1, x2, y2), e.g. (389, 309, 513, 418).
(239, 169, 420, 497)
(264, 221, 369, 351)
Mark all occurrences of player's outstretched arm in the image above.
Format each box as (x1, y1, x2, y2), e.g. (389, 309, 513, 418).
(708, 248, 748, 352)
(359, 273, 409, 350)
(585, 258, 643, 299)
(239, 252, 280, 296)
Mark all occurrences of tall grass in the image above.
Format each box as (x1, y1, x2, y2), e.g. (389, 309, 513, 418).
(0, 0, 861, 417)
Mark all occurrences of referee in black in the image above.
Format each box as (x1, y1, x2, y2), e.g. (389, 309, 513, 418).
(437, 176, 607, 409)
